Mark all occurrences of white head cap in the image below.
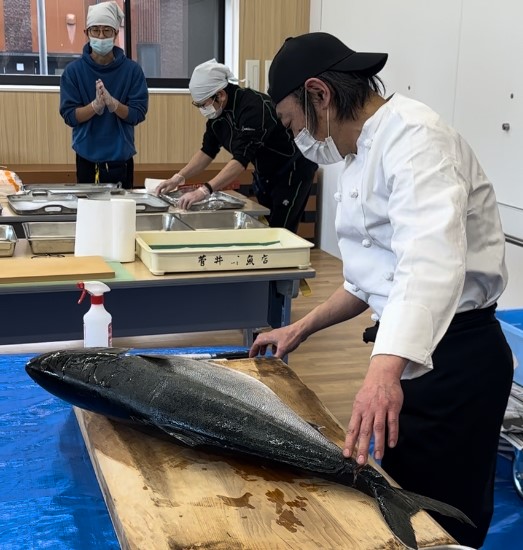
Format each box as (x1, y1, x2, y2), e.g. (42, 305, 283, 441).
(86, 1, 124, 31)
(189, 59, 236, 102)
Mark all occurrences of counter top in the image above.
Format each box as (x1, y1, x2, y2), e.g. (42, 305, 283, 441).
(0, 239, 314, 294)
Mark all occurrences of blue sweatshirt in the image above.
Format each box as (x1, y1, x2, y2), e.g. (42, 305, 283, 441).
(59, 44, 148, 163)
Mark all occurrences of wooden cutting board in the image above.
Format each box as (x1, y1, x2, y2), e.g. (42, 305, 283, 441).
(74, 357, 456, 550)
(0, 255, 115, 283)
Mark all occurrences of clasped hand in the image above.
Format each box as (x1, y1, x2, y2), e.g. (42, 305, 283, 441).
(91, 80, 105, 115)
(93, 79, 119, 113)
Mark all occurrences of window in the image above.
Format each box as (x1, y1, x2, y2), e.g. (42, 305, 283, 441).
(0, 0, 225, 87)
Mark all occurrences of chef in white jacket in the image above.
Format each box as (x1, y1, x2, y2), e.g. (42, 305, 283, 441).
(249, 32, 513, 548)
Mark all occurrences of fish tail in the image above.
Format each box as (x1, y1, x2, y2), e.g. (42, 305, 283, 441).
(353, 468, 475, 549)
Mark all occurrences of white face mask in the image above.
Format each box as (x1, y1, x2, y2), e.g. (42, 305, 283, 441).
(294, 128, 344, 165)
(90, 37, 114, 56)
(199, 97, 222, 120)
(294, 95, 344, 165)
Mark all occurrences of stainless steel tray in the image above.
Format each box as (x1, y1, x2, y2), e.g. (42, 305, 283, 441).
(22, 215, 192, 255)
(92, 192, 170, 213)
(22, 221, 76, 254)
(0, 224, 18, 257)
(7, 193, 79, 215)
(137, 213, 193, 231)
(8, 190, 170, 215)
(177, 211, 265, 230)
(21, 183, 122, 196)
(160, 190, 245, 211)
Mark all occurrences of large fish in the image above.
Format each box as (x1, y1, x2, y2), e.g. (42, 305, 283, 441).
(26, 348, 473, 549)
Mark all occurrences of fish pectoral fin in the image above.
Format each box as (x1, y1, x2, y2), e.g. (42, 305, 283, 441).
(307, 421, 326, 433)
(156, 425, 210, 447)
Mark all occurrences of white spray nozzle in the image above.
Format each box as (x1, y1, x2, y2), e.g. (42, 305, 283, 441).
(77, 281, 111, 304)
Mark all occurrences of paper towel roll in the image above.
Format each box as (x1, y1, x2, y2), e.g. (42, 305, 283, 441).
(75, 198, 112, 258)
(110, 198, 136, 262)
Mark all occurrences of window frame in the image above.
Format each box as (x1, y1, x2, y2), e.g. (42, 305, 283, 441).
(0, 0, 226, 89)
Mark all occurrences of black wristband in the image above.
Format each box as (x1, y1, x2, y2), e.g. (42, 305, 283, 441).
(202, 182, 213, 194)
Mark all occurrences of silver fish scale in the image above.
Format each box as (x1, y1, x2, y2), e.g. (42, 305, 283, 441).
(138, 354, 346, 471)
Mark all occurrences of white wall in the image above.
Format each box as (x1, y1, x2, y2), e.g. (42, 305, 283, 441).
(311, 0, 523, 307)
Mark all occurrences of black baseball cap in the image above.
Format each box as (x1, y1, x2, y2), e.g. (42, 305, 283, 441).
(268, 32, 388, 104)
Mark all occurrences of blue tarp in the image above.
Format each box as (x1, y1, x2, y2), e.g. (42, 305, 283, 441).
(1, 349, 521, 549)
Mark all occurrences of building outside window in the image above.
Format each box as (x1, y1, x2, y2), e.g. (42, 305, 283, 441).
(0, 0, 225, 86)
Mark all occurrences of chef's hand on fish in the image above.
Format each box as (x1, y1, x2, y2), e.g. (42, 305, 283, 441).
(343, 354, 407, 465)
(249, 324, 305, 358)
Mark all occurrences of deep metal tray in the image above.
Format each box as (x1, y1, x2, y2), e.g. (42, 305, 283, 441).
(136, 213, 193, 231)
(0, 224, 18, 257)
(22, 221, 76, 254)
(177, 211, 265, 230)
(160, 191, 245, 211)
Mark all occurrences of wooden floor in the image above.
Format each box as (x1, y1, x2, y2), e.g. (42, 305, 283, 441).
(0, 248, 372, 429)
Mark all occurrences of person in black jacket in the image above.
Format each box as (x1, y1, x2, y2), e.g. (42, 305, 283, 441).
(155, 59, 317, 233)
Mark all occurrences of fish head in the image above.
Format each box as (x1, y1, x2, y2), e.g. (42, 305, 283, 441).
(25, 347, 132, 415)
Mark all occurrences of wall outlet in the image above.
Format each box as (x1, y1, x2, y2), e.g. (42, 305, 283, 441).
(245, 59, 260, 91)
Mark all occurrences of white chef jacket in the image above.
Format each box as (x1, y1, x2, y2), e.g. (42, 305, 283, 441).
(335, 93, 507, 379)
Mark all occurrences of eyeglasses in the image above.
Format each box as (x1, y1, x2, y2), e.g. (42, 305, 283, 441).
(88, 26, 116, 38)
(192, 95, 217, 109)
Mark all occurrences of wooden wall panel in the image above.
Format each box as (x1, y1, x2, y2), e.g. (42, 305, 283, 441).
(0, 90, 74, 164)
(239, 0, 311, 91)
(134, 93, 229, 164)
(0, 91, 230, 164)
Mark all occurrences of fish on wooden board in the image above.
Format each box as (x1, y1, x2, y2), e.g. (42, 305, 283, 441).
(25, 348, 474, 549)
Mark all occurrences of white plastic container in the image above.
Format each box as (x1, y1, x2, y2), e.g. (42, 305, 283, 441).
(77, 281, 112, 347)
(135, 228, 313, 275)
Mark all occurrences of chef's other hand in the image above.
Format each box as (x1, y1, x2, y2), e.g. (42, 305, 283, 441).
(343, 355, 405, 465)
(155, 174, 185, 195)
(178, 187, 208, 210)
(91, 79, 105, 115)
(249, 325, 305, 359)
(98, 80, 119, 113)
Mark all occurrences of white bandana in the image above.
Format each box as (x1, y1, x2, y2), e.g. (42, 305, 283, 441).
(189, 59, 236, 102)
(86, 1, 124, 30)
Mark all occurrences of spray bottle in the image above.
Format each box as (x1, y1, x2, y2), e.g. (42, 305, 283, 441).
(77, 281, 112, 347)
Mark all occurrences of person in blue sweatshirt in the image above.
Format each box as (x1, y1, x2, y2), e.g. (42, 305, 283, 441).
(59, 1, 148, 189)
